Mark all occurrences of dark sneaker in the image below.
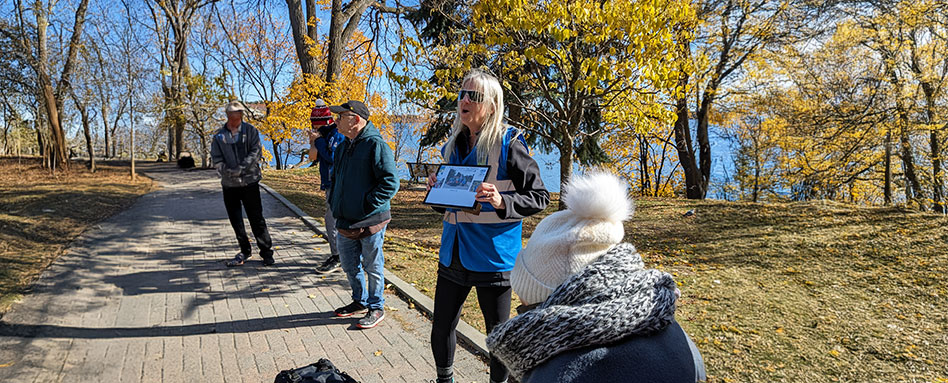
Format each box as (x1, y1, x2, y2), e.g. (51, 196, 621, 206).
(315, 255, 341, 274)
(261, 256, 275, 266)
(357, 309, 385, 329)
(225, 252, 249, 267)
(333, 301, 367, 317)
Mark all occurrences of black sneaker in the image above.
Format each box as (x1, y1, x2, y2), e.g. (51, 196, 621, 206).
(357, 309, 384, 329)
(261, 255, 275, 266)
(315, 255, 341, 274)
(334, 301, 367, 317)
(225, 252, 249, 267)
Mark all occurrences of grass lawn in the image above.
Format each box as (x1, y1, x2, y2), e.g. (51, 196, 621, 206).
(264, 167, 947, 383)
(0, 157, 154, 316)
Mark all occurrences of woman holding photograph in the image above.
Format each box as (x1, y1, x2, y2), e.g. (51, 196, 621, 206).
(426, 69, 550, 383)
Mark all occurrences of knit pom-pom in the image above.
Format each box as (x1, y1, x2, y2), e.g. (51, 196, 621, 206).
(561, 172, 633, 222)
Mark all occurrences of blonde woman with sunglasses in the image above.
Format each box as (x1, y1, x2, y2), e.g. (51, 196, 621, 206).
(426, 69, 550, 383)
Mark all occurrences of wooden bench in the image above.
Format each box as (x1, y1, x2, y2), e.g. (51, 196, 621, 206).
(406, 162, 440, 184)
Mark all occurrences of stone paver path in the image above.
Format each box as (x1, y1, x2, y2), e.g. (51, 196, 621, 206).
(0, 163, 486, 383)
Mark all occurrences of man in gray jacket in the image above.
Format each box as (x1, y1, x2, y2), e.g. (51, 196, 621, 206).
(211, 101, 274, 267)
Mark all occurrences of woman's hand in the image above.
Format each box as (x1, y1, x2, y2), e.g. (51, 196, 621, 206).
(307, 129, 321, 144)
(475, 182, 506, 209)
(427, 173, 437, 191)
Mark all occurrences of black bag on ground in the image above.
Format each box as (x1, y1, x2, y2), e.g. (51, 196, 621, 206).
(274, 358, 359, 383)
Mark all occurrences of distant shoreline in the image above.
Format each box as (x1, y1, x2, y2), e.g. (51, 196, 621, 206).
(260, 124, 739, 195)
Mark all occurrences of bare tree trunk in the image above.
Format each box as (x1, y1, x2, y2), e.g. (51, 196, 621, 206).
(147, 0, 210, 160)
(751, 135, 762, 202)
(1, 103, 8, 155)
(899, 123, 924, 208)
(71, 93, 96, 172)
(167, 124, 174, 158)
(37, 84, 66, 168)
(190, 109, 211, 168)
(555, 108, 583, 210)
(82, 115, 95, 172)
(101, 105, 111, 158)
(325, 0, 373, 82)
(29, 0, 91, 171)
(654, 131, 673, 197)
(172, 37, 189, 159)
(201, 136, 209, 168)
(558, 142, 573, 210)
(35, 118, 44, 157)
(893, 91, 924, 209)
(129, 91, 135, 180)
(884, 129, 892, 205)
(507, 82, 524, 126)
(674, 94, 703, 199)
(933, 126, 945, 213)
(637, 134, 651, 196)
(636, 134, 658, 196)
(89, 42, 114, 159)
(273, 140, 283, 170)
(882, 52, 924, 209)
(920, 82, 944, 212)
(672, 35, 703, 199)
(161, 84, 175, 157)
(920, 78, 944, 212)
(696, 95, 713, 198)
(286, 0, 319, 74)
(753, 158, 760, 203)
(113, 126, 119, 157)
(909, 30, 944, 212)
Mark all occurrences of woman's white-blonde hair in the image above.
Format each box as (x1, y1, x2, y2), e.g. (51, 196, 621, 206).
(443, 69, 506, 165)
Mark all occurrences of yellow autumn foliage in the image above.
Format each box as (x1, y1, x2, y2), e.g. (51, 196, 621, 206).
(261, 31, 396, 155)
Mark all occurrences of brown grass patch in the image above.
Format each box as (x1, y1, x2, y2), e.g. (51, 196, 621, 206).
(0, 157, 154, 315)
(265, 168, 948, 382)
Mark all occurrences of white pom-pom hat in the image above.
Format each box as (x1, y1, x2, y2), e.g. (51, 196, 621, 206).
(511, 172, 634, 305)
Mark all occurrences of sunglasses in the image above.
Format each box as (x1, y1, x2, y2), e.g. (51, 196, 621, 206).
(458, 89, 485, 103)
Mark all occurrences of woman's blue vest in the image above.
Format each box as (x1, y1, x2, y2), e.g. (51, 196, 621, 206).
(439, 127, 526, 272)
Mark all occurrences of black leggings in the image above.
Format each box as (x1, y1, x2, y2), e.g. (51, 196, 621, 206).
(431, 275, 511, 383)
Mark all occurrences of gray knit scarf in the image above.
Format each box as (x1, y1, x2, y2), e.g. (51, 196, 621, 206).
(486, 243, 679, 379)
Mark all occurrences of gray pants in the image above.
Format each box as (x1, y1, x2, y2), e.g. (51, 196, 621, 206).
(324, 192, 338, 256)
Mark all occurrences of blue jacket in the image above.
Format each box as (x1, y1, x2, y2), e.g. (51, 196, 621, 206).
(313, 124, 345, 190)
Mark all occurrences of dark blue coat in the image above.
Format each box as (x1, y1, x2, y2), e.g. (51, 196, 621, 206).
(522, 321, 706, 383)
(313, 124, 345, 191)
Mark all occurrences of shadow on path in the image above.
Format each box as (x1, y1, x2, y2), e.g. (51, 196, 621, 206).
(0, 311, 345, 339)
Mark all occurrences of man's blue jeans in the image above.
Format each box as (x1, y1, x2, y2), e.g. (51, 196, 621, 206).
(336, 226, 386, 310)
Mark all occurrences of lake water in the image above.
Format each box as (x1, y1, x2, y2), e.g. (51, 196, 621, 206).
(261, 126, 737, 195)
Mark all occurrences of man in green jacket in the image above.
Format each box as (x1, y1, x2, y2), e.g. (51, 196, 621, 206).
(327, 100, 399, 329)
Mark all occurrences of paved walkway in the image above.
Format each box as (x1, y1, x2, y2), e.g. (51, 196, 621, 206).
(0, 163, 486, 383)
